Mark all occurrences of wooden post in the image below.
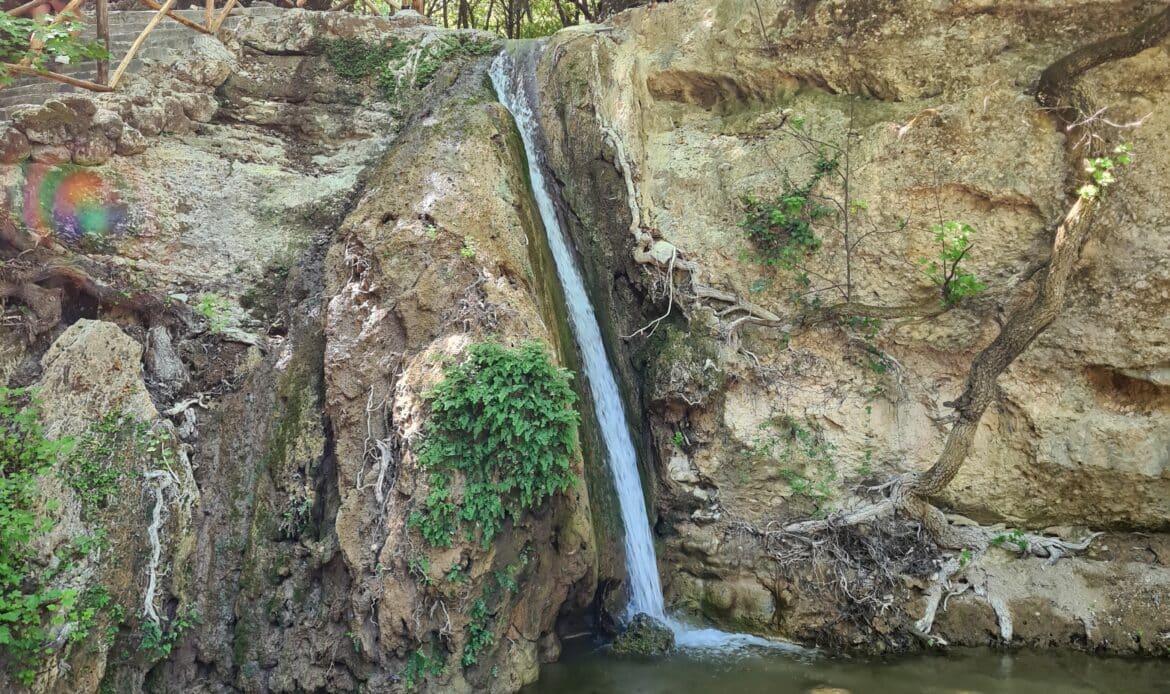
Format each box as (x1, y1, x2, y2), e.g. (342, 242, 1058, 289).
(208, 0, 237, 33)
(96, 0, 109, 85)
(141, 0, 214, 34)
(205, 0, 214, 28)
(109, 0, 178, 88)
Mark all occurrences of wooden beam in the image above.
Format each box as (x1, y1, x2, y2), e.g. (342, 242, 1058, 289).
(109, 0, 178, 89)
(6, 0, 50, 18)
(208, 0, 237, 33)
(141, 0, 213, 34)
(205, 0, 214, 28)
(95, 0, 109, 84)
(0, 64, 114, 92)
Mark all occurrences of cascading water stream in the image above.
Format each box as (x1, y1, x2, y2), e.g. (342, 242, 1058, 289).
(491, 45, 800, 652)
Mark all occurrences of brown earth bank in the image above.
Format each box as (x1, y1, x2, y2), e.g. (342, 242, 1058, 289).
(1, 2, 1169, 692)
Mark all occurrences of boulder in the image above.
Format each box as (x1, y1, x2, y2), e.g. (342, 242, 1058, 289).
(611, 613, 675, 656)
(0, 125, 30, 164)
(72, 135, 116, 166)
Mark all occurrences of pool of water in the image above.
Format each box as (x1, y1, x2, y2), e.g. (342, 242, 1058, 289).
(527, 641, 1170, 694)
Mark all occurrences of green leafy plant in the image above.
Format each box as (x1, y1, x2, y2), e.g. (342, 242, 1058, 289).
(671, 431, 685, 448)
(0, 14, 108, 85)
(1078, 143, 1134, 199)
(0, 387, 94, 685)
(408, 342, 579, 549)
(401, 646, 446, 690)
(746, 415, 837, 512)
(918, 221, 987, 305)
(461, 598, 494, 668)
(740, 151, 838, 270)
(459, 240, 477, 259)
(195, 293, 231, 333)
(139, 606, 199, 659)
(991, 528, 1029, 553)
(278, 495, 314, 539)
(408, 556, 433, 587)
(66, 411, 140, 514)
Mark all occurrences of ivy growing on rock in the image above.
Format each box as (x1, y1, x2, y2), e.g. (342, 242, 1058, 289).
(0, 389, 107, 685)
(408, 342, 579, 549)
(322, 34, 498, 101)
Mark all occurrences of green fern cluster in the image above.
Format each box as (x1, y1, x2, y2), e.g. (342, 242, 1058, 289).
(408, 342, 579, 549)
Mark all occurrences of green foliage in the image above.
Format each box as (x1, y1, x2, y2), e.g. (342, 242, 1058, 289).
(139, 606, 199, 659)
(917, 221, 987, 306)
(278, 494, 314, 539)
(461, 598, 494, 668)
(408, 556, 433, 587)
(323, 34, 498, 101)
(740, 152, 839, 269)
(958, 549, 973, 568)
(445, 564, 466, 584)
(0, 14, 108, 85)
(66, 411, 143, 515)
(1078, 143, 1134, 199)
(323, 37, 407, 81)
(748, 415, 837, 512)
(671, 431, 685, 448)
(401, 646, 446, 691)
(0, 388, 101, 684)
(991, 528, 1029, 553)
(195, 293, 231, 333)
(408, 342, 579, 549)
(459, 240, 477, 259)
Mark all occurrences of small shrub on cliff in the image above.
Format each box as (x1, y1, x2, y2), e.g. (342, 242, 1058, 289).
(739, 151, 838, 269)
(917, 221, 987, 306)
(0, 14, 108, 84)
(408, 342, 579, 549)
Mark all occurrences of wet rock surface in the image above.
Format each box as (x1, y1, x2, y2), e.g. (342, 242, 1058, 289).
(612, 614, 675, 656)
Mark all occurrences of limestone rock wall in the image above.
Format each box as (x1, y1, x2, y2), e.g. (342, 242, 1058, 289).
(1, 10, 594, 692)
(534, 0, 1170, 652)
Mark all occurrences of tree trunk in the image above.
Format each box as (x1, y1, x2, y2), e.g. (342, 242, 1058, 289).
(898, 6, 1170, 537)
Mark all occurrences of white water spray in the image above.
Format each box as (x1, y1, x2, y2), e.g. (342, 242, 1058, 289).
(491, 46, 802, 652)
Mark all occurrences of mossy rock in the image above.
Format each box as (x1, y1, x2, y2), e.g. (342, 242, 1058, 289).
(611, 613, 675, 656)
(637, 323, 725, 404)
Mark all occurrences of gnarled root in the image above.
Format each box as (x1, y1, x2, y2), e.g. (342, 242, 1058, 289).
(1, 248, 180, 336)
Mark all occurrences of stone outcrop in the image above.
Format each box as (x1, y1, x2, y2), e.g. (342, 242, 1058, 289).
(0, 11, 594, 694)
(533, 0, 1170, 653)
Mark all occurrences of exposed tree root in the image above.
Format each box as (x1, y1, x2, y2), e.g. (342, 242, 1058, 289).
(142, 468, 178, 625)
(1, 248, 178, 336)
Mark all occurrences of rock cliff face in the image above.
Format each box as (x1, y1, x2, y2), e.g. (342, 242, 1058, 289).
(3, 3, 1170, 691)
(1, 11, 593, 693)
(533, 0, 1170, 653)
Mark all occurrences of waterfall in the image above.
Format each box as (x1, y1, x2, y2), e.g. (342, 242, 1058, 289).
(490, 46, 666, 622)
(491, 45, 800, 652)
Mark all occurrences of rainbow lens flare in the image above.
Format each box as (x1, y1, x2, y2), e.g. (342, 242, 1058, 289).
(21, 163, 130, 246)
